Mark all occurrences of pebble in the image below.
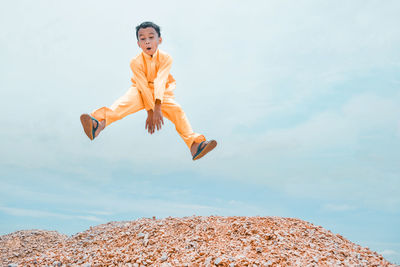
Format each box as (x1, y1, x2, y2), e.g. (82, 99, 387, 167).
(205, 256, 212, 265)
(160, 252, 168, 262)
(0, 216, 396, 266)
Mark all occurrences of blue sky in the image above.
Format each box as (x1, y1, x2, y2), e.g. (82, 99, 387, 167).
(1, 0, 399, 264)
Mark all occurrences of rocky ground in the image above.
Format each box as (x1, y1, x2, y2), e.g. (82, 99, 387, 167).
(1, 216, 397, 266)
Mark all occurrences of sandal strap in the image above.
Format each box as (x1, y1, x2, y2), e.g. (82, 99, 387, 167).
(192, 141, 206, 160)
(91, 116, 99, 139)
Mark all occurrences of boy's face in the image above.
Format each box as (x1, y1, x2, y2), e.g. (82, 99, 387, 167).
(137, 27, 162, 56)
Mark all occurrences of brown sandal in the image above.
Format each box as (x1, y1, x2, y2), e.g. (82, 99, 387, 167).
(192, 140, 217, 160)
(80, 114, 99, 140)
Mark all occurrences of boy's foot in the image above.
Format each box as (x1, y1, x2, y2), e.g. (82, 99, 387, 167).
(80, 114, 105, 140)
(192, 140, 217, 161)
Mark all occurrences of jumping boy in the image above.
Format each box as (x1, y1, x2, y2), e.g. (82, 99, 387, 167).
(80, 21, 217, 160)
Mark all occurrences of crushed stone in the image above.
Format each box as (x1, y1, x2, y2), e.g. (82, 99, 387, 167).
(1, 216, 396, 266)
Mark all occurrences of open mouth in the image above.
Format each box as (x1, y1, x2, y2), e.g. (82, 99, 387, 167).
(146, 47, 152, 51)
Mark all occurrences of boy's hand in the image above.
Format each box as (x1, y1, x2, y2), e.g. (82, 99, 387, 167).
(145, 109, 154, 134)
(153, 99, 164, 132)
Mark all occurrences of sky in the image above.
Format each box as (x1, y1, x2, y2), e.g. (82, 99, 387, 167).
(1, 0, 400, 264)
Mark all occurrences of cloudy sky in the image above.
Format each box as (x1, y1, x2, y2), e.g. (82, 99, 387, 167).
(1, 0, 399, 264)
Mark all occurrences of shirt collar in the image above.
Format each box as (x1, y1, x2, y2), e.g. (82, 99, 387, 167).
(142, 49, 159, 60)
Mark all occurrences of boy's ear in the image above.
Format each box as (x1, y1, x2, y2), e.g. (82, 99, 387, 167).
(137, 41, 140, 47)
(159, 37, 162, 44)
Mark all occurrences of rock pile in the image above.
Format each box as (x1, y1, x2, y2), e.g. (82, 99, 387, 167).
(0, 229, 67, 266)
(1, 216, 396, 266)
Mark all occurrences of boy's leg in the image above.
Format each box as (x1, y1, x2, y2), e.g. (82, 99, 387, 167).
(81, 86, 144, 139)
(161, 98, 205, 148)
(161, 98, 216, 159)
(91, 86, 145, 126)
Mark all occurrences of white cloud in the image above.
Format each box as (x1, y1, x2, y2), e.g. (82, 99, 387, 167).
(268, 93, 400, 151)
(322, 204, 356, 212)
(93, 198, 221, 218)
(342, 93, 400, 129)
(84, 210, 114, 216)
(233, 91, 399, 157)
(380, 249, 399, 256)
(75, 216, 103, 222)
(0, 206, 102, 222)
(397, 122, 400, 137)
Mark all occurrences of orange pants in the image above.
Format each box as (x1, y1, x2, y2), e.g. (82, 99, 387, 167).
(91, 85, 205, 149)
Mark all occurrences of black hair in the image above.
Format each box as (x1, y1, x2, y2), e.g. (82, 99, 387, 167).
(135, 21, 161, 40)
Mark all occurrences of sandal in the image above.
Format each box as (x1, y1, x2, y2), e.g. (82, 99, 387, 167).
(80, 113, 99, 140)
(192, 140, 217, 160)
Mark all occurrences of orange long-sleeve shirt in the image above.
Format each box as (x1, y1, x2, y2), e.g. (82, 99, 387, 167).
(130, 49, 176, 111)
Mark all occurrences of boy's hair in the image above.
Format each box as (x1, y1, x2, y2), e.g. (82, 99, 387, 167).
(135, 21, 161, 40)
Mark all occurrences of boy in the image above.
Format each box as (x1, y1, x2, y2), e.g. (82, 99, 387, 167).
(80, 21, 217, 160)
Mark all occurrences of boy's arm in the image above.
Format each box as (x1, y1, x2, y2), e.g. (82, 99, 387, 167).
(154, 55, 173, 102)
(131, 62, 154, 111)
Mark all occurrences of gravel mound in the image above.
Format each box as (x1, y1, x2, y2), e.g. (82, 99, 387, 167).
(0, 229, 67, 266)
(1, 216, 396, 266)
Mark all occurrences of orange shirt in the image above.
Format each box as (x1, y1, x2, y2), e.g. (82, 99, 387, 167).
(130, 49, 176, 111)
